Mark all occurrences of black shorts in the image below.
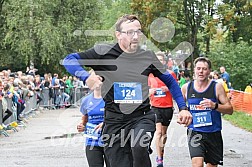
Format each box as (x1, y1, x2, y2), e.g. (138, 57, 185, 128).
(187, 129, 223, 166)
(86, 145, 109, 167)
(151, 107, 173, 126)
(102, 110, 156, 167)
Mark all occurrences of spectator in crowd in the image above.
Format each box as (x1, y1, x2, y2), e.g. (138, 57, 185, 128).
(51, 73, 58, 87)
(73, 76, 84, 88)
(213, 71, 223, 83)
(26, 66, 37, 76)
(58, 77, 70, 107)
(184, 62, 191, 79)
(14, 83, 26, 122)
(213, 71, 230, 98)
(53, 79, 61, 109)
(172, 62, 179, 79)
(179, 70, 186, 88)
(16, 71, 23, 79)
(34, 75, 43, 105)
(0, 72, 4, 80)
(2, 84, 13, 124)
(244, 81, 252, 94)
(65, 76, 74, 104)
(220, 66, 231, 88)
(167, 57, 173, 69)
(0, 79, 3, 95)
(51, 73, 59, 106)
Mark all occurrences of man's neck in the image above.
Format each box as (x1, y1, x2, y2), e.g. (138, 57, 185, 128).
(93, 90, 102, 99)
(195, 79, 211, 92)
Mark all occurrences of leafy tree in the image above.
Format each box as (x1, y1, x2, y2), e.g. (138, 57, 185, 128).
(208, 40, 252, 90)
(0, 0, 102, 75)
(218, 0, 252, 43)
(101, 0, 132, 30)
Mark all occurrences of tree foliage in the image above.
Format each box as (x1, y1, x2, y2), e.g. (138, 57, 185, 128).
(100, 0, 132, 30)
(218, 0, 252, 43)
(208, 41, 252, 90)
(0, 0, 102, 74)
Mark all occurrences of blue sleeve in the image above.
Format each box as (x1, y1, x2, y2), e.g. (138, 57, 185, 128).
(63, 53, 90, 82)
(158, 71, 186, 110)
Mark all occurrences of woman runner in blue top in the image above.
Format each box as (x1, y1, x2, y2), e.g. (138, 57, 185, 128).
(77, 74, 109, 167)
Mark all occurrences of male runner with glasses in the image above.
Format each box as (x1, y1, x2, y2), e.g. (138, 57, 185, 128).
(63, 14, 192, 167)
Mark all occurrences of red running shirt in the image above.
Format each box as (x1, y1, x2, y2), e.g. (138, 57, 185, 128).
(148, 70, 177, 108)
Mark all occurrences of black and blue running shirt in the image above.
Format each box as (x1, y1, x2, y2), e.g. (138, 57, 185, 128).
(63, 43, 186, 118)
(187, 80, 222, 132)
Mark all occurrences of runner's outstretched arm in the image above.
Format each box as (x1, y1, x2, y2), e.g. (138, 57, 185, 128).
(63, 53, 90, 82)
(158, 71, 186, 110)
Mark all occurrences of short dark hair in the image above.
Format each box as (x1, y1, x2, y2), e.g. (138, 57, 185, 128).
(115, 14, 141, 31)
(193, 57, 212, 69)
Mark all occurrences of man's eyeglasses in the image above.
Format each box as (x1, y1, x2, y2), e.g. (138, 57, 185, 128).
(120, 30, 143, 37)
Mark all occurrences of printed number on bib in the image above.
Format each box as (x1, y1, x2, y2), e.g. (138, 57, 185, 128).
(114, 82, 142, 103)
(192, 111, 212, 127)
(83, 122, 99, 140)
(121, 89, 136, 98)
(154, 88, 166, 97)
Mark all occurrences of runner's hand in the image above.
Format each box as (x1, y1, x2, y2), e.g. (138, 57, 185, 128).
(149, 88, 156, 95)
(94, 122, 103, 133)
(77, 123, 85, 132)
(160, 86, 168, 92)
(200, 98, 215, 109)
(86, 73, 103, 90)
(177, 110, 192, 127)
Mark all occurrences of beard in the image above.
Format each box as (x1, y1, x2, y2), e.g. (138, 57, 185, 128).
(119, 39, 139, 53)
(129, 43, 138, 52)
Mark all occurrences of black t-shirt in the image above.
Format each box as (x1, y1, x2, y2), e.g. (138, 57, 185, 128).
(59, 80, 66, 88)
(43, 81, 50, 88)
(78, 43, 165, 119)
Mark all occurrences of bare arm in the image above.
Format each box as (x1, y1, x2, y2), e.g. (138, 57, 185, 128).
(198, 83, 233, 115)
(77, 115, 88, 132)
(81, 115, 88, 125)
(215, 82, 233, 115)
(181, 83, 189, 101)
(177, 83, 192, 126)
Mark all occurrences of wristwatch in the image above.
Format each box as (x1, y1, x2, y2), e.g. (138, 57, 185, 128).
(213, 103, 218, 110)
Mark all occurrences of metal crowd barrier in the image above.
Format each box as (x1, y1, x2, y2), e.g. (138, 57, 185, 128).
(0, 87, 90, 137)
(34, 88, 55, 109)
(38, 87, 89, 109)
(72, 87, 89, 107)
(0, 97, 18, 135)
(4, 97, 17, 125)
(0, 93, 39, 137)
(0, 100, 9, 137)
(22, 95, 38, 117)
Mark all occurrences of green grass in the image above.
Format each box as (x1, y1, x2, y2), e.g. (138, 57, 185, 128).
(223, 111, 252, 132)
